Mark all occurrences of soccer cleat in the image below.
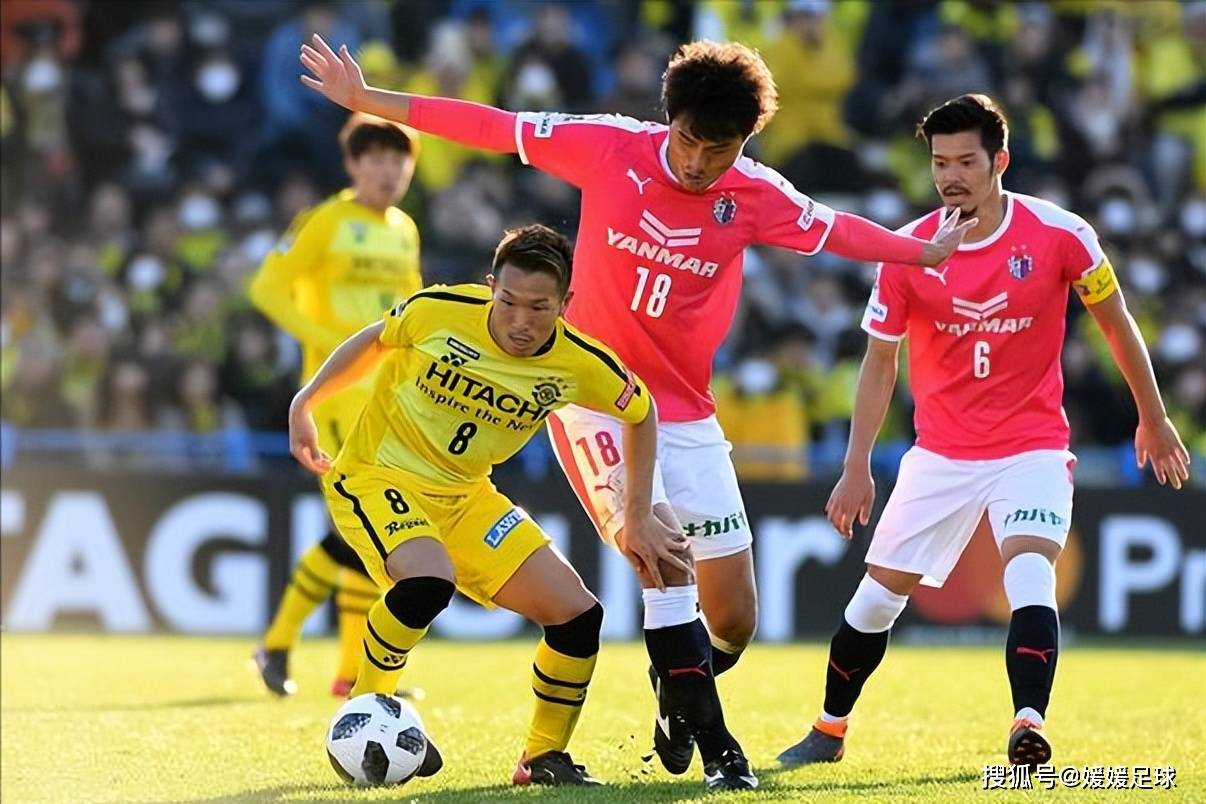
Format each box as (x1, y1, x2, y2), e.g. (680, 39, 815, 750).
(512, 751, 603, 786)
(776, 719, 847, 766)
(648, 665, 695, 774)
(330, 678, 354, 698)
(703, 747, 759, 790)
(417, 738, 444, 778)
(1008, 717, 1051, 767)
(251, 645, 297, 696)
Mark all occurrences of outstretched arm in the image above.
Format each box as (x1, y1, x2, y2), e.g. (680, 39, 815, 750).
(299, 34, 517, 153)
(825, 208, 977, 268)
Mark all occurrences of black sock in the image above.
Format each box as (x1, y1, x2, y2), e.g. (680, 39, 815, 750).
(1005, 605, 1059, 718)
(822, 618, 890, 719)
(710, 643, 743, 676)
(645, 619, 738, 760)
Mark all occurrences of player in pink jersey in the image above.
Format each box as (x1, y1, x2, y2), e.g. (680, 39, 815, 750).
(777, 95, 1191, 771)
(299, 36, 975, 789)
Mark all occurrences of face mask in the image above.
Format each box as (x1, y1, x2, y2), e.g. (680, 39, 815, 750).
(1157, 324, 1201, 365)
(197, 61, 239, 103)
(1127, 256, 1165, 295)
(1099, 198, 1136, 236)
(23, 57, 63, 94)
(865, 189, 907, 227)
(127, 255, 165, 290)
(1180, 199, 1206, 239)
(241, 230, 276, 263)
(98, 289, 129, 332)
(734, 358, 779, 395)
(179, 195, 220, 230)
(515, 61, 557, 102)
(1036, 187, 1069, 210)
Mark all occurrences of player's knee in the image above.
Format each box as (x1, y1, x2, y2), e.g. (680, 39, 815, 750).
(319, 532, 367, 574)
(705, 607, 756, 649)
(383, 576, 456, 630)
(543, 601, 603, 659)
(844, 574, 910, 633)
(1002, 551, 1057, 611)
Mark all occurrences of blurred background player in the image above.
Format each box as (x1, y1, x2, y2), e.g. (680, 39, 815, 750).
(297, 33, 975, 790)
(288, 224, 689, 786)
(250, 112, 422, 697)
(778, 94, 1191, 769)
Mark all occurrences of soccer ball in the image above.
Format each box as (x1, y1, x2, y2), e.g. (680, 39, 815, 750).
(326, 693, 430, 786)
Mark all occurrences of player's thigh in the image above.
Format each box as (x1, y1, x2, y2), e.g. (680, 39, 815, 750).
(547, 405, 669, 545)
(441, 485, 552, 609)
(987, 450, 1075, 560)
(323, 469, 443, 588)
(866, 447, 990, 588)
(659, 417, 753, 563)
(492, 542, 597, 626)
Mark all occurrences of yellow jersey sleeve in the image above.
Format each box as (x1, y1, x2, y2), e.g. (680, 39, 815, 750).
(563, 328, 651, 425)
(1072, 258, 1119, 305)
(248, 203, 340, 348)
(379, 294, 423, 349)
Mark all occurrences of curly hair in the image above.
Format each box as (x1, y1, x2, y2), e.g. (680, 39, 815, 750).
(661, 40, 779, 141)
(492, 224, 574, 294)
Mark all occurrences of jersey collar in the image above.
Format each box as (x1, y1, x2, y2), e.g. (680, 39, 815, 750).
(956, 192, 1015, 252)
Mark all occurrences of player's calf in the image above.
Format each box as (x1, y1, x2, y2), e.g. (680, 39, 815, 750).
(352, 575, 455, 697)
(1002, 549, 1060, 764)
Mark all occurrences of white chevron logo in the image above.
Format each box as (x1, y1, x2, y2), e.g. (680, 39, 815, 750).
(952, 292, 1008, 320)
(638, 209, 701, 247)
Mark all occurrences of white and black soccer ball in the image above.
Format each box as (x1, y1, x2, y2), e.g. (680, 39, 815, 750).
(326, 693, 430, 786)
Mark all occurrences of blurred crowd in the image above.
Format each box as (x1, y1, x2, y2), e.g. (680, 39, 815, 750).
(1, 0, 1203, 479)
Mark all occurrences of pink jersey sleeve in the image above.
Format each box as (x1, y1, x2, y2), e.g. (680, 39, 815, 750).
(744, 164, 837, 255)
(860, 263, 910, 341)
(514, 112, 641, 187)
(1058, 215, 1109, 281)
(826, 213, 928, 265)
(405, 96, 518, 153)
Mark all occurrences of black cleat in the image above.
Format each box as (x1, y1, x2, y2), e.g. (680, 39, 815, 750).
(417, 738, 443, 778)
(777, 723, 846, 766)
(648, 665, 695, 774)
(703, 748, 758, 790)
(251, 645, 296, 696)
(1008, 718, 1051, 767)
(513, 751, 603, 786)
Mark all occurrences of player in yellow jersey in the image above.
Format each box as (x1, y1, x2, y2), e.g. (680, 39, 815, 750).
(250, 113, 422, 698)
(289, 225, 690, 786)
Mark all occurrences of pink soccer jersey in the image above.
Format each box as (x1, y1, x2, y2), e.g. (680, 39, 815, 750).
(513, 112, 837, 421)
(861, 192, 1117, 460)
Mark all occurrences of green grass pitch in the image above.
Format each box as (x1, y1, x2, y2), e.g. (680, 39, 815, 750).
(2, 634, 1202, 802)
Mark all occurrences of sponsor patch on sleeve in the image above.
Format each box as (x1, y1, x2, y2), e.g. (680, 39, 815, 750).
(533, 113, 558, 138)
(1072, 259, 1118, 304)
(615, 370, 637, 411)
(797, 198, 816, 231)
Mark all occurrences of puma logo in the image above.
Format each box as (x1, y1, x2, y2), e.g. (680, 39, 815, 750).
(1015, 646, 1056, 664)
(924, 264, 952, 285)
(627, 168, 652, 195)
(829, 659, 861, 681)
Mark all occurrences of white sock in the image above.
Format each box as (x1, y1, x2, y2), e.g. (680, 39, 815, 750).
(819, 710, 848, 724)
(1003, 553, 1057, 611)
(1015, 706, 1044, 726)
(642, 585, 699, 629)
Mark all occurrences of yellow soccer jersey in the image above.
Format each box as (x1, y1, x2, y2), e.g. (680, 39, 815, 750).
(250, 189, 422, 382)
(336, 284, 651, 490)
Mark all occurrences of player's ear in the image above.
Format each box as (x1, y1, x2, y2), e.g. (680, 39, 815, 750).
(993, 148, 1010, 177)
(560, 289, 574, 314)
(485, 274, 497, 292)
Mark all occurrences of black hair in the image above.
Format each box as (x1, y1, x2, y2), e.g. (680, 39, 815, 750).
(338, 113, 415, 159)
(917, 93, 1009, 157)
(491, 224, 574, 295)
(661, 40, 779, 141)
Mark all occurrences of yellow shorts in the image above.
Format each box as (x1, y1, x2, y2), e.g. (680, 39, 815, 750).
(322, 466, 550, 607)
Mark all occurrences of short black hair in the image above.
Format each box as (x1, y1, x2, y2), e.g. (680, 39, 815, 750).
(917, 94, 1009, 157)
(661, 40, 779, 141)
(492, 224, 573, 295)
(339, 113, 417, 159)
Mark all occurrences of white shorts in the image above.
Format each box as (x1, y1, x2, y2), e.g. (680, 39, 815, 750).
(547, 405, 752, 561)
(866, 446, 1076, 587)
